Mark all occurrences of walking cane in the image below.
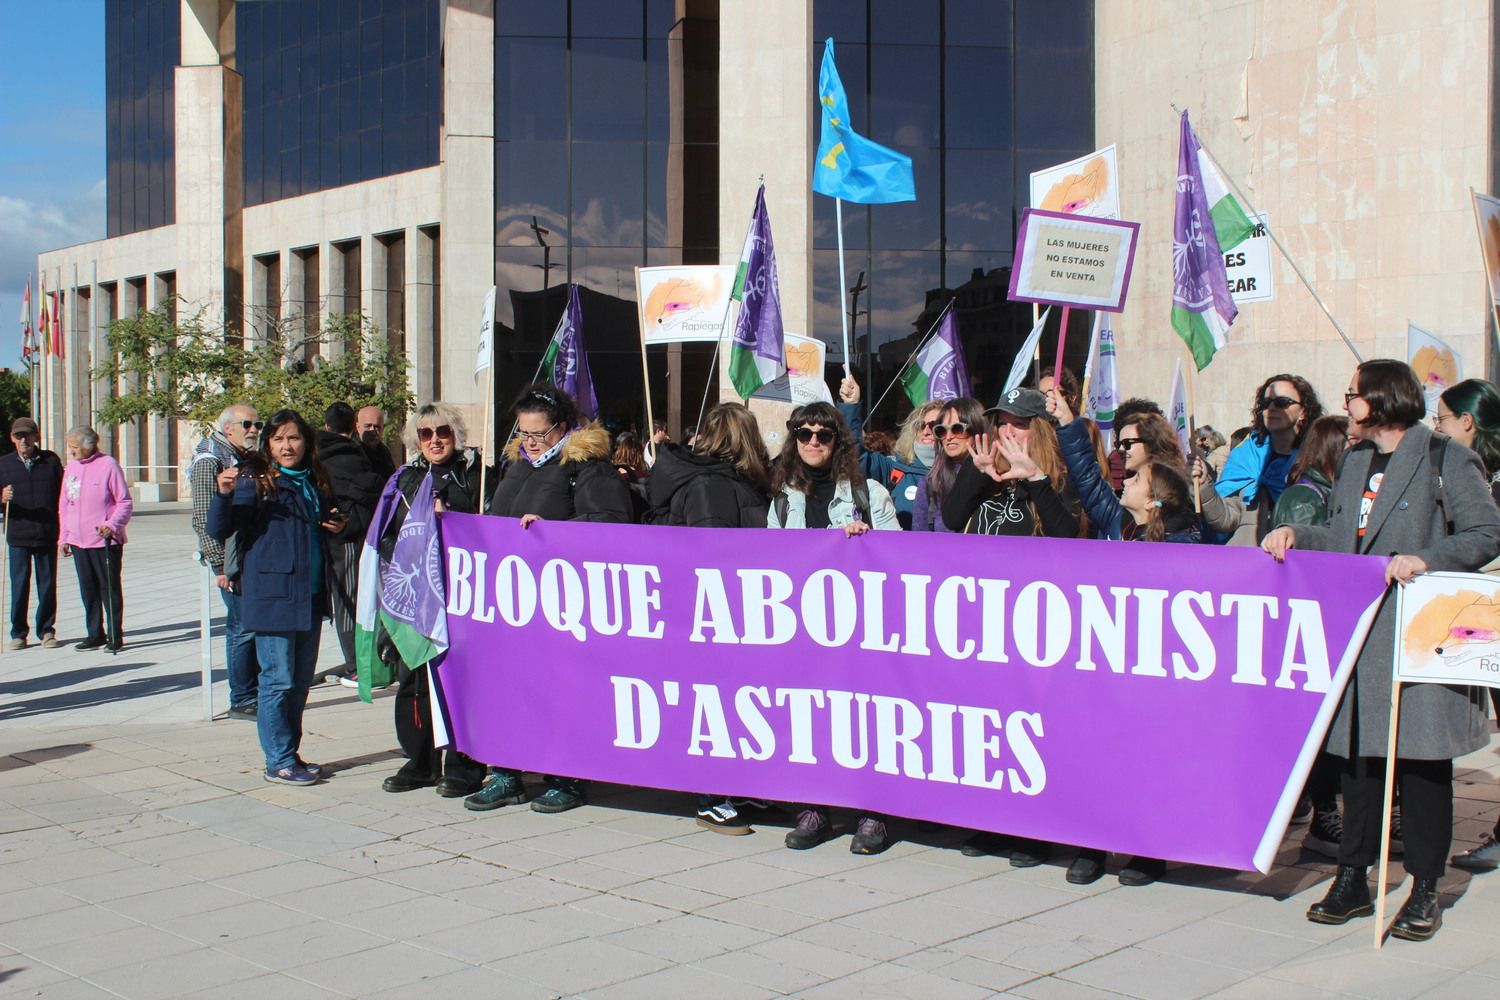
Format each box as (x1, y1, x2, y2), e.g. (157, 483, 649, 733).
(101, 533, 119, 656)
(1, 499, 9, 658)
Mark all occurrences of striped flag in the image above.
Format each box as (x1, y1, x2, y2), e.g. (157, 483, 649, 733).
(50, 290, 64, 359)
(37, 276, 51, 356)
(898, 306, 970, 405)
(1082, 312, 1119, 448)
(1166, 358, 1191, 457)
(727, 184, 786, 399)
(1170, 111, 1255, 370)
(20, 280, 34, 359)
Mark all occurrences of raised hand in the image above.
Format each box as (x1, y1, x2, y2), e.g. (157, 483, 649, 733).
(995, 425, 1041, 481)
(839, 376, 860, 404)
(1046, 388, 1075, 427)
(968, 432, 998, 479)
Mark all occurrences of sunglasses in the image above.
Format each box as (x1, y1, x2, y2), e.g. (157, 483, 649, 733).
(515, 422, 559, 442)
(793, 427, 836, 445)
(1115, 437, 1143, 451)
(417, 424, 455, 443)
(239, 420, 265, 431)
(931, 422, 973, 439)
(1261, 395, 1301, 410)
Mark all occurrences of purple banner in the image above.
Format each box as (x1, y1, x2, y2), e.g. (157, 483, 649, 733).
(435, 517, 1388, 872)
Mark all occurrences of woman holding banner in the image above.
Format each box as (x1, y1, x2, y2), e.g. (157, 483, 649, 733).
(910, 397, 985, 533)
(838, 377, 937, 530)
(768, 401, 898, 854)
(1263, 360, 1500, 941)
(647, 402, 773, 835)
(379, 402, 491, 799)
(464, 384, 635, 816)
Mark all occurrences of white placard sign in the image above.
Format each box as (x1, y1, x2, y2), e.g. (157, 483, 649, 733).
(1225, 213, 1273, 303)
(1006, 209, 1140, 312)
(1029, 145, 1121, 220)
(1395, 572, 1500, 689)
(635, 265, 738, 344)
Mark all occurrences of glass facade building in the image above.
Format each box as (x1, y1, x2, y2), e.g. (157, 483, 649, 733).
(492, 0, 721, 425)
(812, 0, 1094, 408)
(238, 0, 441, 207)
(106, 0, 180, 237)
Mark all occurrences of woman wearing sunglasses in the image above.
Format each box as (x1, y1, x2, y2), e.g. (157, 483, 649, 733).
(839, 376, 941, 529)
(378, 402, 493, 800)
(465, 384, 636, 816)
(910, 397, 986, 532)
(1197, 373, 1324, 544)
(767, 401, 897, 854)
(208, 409, 346, 785)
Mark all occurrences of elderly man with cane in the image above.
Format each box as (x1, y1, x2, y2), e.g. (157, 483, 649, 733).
(58, 427, 133, 651)
(0, 417, 64, 650)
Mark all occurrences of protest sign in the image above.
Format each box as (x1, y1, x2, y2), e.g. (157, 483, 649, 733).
(635, 265, 738, 344)
(1030, 146, 1121, 220)
(1395, 572, 1500, 688)
(434, 518, 1388, 873)
(1406, 323, 1463, 419)
(1007, 209, 1139, 312)
(1226, 214, 1274, 304)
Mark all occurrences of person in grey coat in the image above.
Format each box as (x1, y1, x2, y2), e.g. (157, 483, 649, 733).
(1263, 359, 1500, 942)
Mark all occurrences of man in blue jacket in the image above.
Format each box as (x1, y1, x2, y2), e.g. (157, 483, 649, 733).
(0, 417, 64, 649)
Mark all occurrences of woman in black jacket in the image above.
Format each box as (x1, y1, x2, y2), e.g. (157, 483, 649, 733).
(465, 384, 635, 815)
(648, 402, 772, 834)
(379, 402, 492, 799)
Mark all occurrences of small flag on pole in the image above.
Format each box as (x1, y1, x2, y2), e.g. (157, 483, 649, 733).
(474, 286, 496, 378)
(50, 290, 64, 360)
(898, 305, 970, 405)
(20, 280, 33, 359)
(727, 184, 786, 399)
(1170, 110, 1255, 370)
(1166, 357, 1191, 457)
(1083, 312, 1120, 448)
(1002, 306, 1051, 395)
(813, 39, 916, 205)
(539, 284, 598, 419)
(37, 276, 50, 357)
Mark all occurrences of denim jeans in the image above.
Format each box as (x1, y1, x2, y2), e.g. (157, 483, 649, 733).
(253, 629, 319, 772)
(221, 587, 260, 708)
(8, 544, 57, 639)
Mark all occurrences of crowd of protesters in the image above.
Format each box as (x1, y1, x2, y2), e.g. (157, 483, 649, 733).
(12, 350, 1500, 945)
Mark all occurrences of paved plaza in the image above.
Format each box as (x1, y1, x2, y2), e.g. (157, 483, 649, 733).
(3, 506, 1500, 999)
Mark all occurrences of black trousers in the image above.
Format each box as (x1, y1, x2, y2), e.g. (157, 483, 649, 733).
(8, 544, 57, 639)
(72, 544, 123, 644)
(1339, 755, 1452, 879)
(326, 539, 359, 667)
(393, 661, 485, 784)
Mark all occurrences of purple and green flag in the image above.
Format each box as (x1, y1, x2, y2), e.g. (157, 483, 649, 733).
(1170, 110, 1255, 370)
(728, 184, 786, 399)
(540, 284, 598, 419)
(899, 305, 970, 404)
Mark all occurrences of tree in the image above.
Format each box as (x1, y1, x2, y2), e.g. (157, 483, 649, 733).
(94, 303, 413, 441)
(0, 368, 31, 455)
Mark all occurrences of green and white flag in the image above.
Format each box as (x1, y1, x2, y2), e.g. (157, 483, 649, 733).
(727, 184, 786, 399)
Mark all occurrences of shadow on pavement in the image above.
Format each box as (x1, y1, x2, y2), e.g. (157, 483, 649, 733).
(0, 743, 92, 770)
(0, 670, 199, 720)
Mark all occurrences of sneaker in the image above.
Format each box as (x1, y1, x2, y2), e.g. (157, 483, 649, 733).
(338, 673, 360, 689)
(264, 763, 320, 785)
(296, 758, 323, 778)
(76, 637, 105, 651)
(1389, 806, 1404, 856)
(1452, 832, 1500, 872)
(785, 808, 832, 850)
(465, 771, 529, 811)
(1303, 806, 1343, 859)
(40, 634, 58, 649)
(6, 637, 25, 651)
(1291, 796, 1313, 824)
(849, 816, 889, 855)
(226, 703, 258, 721)
(697, 799, 752, 835)
(530, 784, 585, 814)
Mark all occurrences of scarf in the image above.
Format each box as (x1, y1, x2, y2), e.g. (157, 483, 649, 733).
(1215, 433, 1296, 507)
(278, 465, 324, 593)
(527, 431, 572, 469)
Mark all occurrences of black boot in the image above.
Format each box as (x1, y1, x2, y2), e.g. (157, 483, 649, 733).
(1306, 865, 1372, 924)
(1390, 877, 1442, 941)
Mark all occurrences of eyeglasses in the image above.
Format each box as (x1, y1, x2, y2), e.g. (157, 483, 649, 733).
(793, 427, 835, 445)
(1434, 411, 1455, 426)
(514, 422, 559, 442)
(1261, 395, 1300, 410)
(417, 424, 456, 443)
(239, 420, 265, 431)
(931, 422, 973, 439)
(1115, 437, 1143, 451)
(1344, 391, 1362, 405)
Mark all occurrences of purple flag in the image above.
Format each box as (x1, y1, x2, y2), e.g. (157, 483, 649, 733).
(435, 517, 1389, 873)
(727, 185, 786, 398)
(900, 306, 970, 404)
(542, 284, 598, 419)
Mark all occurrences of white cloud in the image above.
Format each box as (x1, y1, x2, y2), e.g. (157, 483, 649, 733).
(0, 179, 105, 366)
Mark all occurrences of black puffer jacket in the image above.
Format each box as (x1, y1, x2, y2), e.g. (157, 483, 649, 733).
(646, 444, 768, 528)
(489, 424, 635, 522)
(316, 430, 386, 542)
(0, 450, 63, 546)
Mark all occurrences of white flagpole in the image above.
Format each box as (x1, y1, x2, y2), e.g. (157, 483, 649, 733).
(863, 297, 957, 425)
(835, 197, 852, 378)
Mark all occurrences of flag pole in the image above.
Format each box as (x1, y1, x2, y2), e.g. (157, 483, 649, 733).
(638, 318, 659, 465)
(696, 200, 759, 434)
(1171, 104, 1362, 362)
(863, 297, 956, 425)
(1031, 304, 1042, 383)
(1052, 306, 1072, 386)
(835, 197, 853, 378)
(1182, 346, 1202, 512)
(478, 373, 494, 506)
(1467, 187, 1500, 360)
(1372, 677, 1404, 948)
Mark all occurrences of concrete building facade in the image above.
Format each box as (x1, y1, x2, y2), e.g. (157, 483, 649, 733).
(35, 0, 1499, 488)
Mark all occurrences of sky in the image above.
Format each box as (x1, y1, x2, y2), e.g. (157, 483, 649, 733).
(0, 0, 106, 375)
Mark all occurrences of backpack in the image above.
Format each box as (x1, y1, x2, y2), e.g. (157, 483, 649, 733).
(774, 480, 871, 528)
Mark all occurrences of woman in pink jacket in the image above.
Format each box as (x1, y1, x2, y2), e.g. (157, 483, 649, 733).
(58, 427, 133, 650)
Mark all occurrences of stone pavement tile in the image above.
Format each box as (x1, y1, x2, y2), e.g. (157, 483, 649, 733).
(157, 842, 291, 881)
(51, 861, 199, 904)
(104, 880, 250, 923)
(338, 894, 496, 936)
(1057, 946, 1247, 999)
(1, 979, 123, 999)
(444, 872, 596, 914)
(1263, 943, 1460, 999)
(922, 873, 1085, 921)
(406, 912, 584, 965)
(24, 923, 201, 977)
(743, 875, 904, 920)
(1004, 976, 1140, 999)
(492, 937, 673, 994)
(0, 779, 103, 808)
(0, 808, 49, 835)
(787, 919, 926, 963)
(574, 839, 722, 879)
(754, 839, 889, 877)
(1418, 971, 1500, 997)
(19, 794, 146, 825)
(365, 965, 558, 1000)
(611, 874, 726, 912)
(567, 889, 679, 928)
(694, 947, 834, 994)
(533, 857, 650, 892)
(0, 957, 74, 997)
(4, 845, 136, 886)
(269, 875, 425, 918)
(0, 901, 142, 951)
(521, 900, 642, 941)
(154, 898, 322, 947)
(322, 841, 454, 876)
(1135, 917, 1322, 973)
(693, 897, 823, 936)
(944, 919, 1124, 976)
(463, 840, 579, 874)
(834, 896, 1010, 948)
(3, 886, 88, 922)
(599, 914, 771, 964)
(893, 947, 1035, 992)
(744, 934, 883, 979)
(660, 826, 785, 859)
(513, 822, 658, 860)
(1203, 980, 1338, 1000)
(87, 948, 275, 1000)
(583, 962, 777, 1000)
(189, 973, 348, 1000)
(213, 858, 361, 899)
(1016, 892, 1204, 948)
(797, 961, 994, 1000)
(372, 856, 520, 895)
(1212, 892, 1361, 940)
(660, 856, 812, 897)
(216, 920, 394, 970)
(284, 942, 471, 996)
(108, 826, 234, 863)
(830, 854, 987, 895)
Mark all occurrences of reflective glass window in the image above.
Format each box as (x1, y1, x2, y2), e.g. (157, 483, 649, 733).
(105, 0, 177, 236)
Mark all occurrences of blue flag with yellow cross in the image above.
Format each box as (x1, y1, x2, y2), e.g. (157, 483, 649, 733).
(812, 38, 916, 204)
